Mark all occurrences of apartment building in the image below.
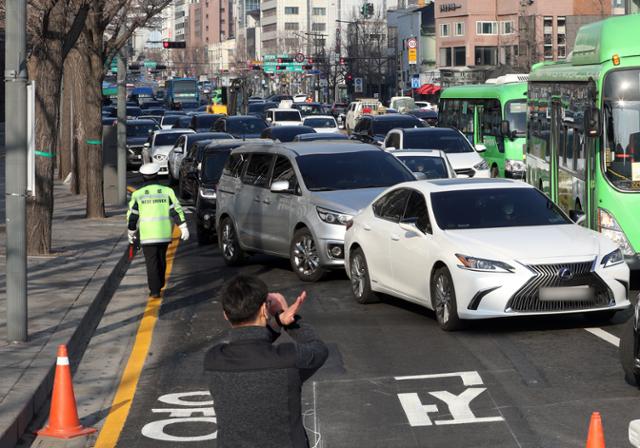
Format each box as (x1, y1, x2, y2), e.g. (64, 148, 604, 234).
(435, 0, 611, 76)
(187, 0, 232, 46)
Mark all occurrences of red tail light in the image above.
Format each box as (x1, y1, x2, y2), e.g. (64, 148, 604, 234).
(363, 107, 372, 114)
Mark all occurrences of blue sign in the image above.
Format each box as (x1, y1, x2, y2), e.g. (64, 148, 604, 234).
(411, 77, 421, 89)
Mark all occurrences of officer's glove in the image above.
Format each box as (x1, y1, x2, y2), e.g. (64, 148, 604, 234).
(179, 223, 190, 241)
(128, 230, 136, 245)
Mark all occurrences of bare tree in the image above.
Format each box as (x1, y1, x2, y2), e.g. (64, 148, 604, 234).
(68, 0, 173, 218)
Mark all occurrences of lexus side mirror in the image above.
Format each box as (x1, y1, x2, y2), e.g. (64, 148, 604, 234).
(270, 180, 290, 193)
(143, 142, 150, 148)
(569, 209, 586, 225)
(475, 144, 487, 153)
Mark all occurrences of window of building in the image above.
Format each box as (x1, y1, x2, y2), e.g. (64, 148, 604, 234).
(557, 16, 566, 59)
(501, 21, 514, 35)
(440, 23, 450, 37)
(454, 46, 466, 66)
(475, 46, 498, 65)
(544, 45, 553, 60)
(312, 7, 326, 15)
(476, 21, 498, 35)
(284, 22, 298, 31)
(454, 22, 464, 36)
(312, 23, 326, 32)
(263, 7, 276, 18)
(284, 6, 299, 14)
(439, 47, 452, 66)
(543, 16, 553, 34)
(264, 23, 277, 32)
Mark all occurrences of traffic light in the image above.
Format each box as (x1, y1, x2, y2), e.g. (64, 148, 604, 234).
(277, 57, 293, 63)
(163, 41, 186, 49)
(276, 65, 287, 71)
(128, 63, 140, 71)
(302, 64, 313, 70)
(252, 65, 262, 70)
(155, 64, 167, 70)
(307, 58, 314, 64)
(345, 73, 354, 85)
(339, 57, 347, 65)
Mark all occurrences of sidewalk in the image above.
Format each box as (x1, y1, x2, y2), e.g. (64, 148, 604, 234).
(0, 180, 130, 448)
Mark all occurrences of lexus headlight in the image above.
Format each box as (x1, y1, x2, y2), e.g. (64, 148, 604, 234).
(473, 160, 489, 171)
(601, 248, 624, 268)
(317, 207, 353, 226)
(199, 187, 217, 199)
(153, 153, 167, 162)
(456, 254, 515, 273)
(505, 159, 525, 172)
(598, 208, 634, 255)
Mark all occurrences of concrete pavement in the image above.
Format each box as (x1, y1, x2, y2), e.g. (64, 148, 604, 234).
(0, 178, 130, 448)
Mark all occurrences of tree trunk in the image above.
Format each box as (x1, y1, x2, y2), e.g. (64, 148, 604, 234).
(76, 9, 105, 218)
(67, 50, 87, 195)
(26, 42, 65, 254)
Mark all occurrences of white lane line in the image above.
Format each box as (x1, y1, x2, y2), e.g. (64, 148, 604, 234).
(585, 327, 620, 347)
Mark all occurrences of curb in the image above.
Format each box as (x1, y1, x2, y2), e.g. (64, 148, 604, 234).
(0, 236, 132, 448)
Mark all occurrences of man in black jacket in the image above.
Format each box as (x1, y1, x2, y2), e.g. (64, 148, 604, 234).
(204, 275, 328, 448)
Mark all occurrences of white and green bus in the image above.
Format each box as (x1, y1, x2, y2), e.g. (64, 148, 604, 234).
(439, 76, 528, 178)
(526, 14, 640, 270)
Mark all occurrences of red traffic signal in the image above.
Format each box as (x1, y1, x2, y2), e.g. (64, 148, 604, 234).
(302, 64, 313, 70)
(340, 57, 346, 65)
(307, 58, 314, 64)
(276, 65, 287, 70)
(163, 41, 186, 49)
(346, 73, 353, 81)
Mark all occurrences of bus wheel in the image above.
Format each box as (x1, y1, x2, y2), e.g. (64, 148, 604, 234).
(490, 165, 499, 178)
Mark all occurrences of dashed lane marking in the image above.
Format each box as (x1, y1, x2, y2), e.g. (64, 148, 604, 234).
(585, 327, 620, 347)
(94, 224, 182, 447)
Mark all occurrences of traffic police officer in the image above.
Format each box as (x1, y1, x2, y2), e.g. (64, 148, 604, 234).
(127, 163, 189, 297)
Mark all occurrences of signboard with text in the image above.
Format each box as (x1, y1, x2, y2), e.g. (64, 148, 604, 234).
(407, 38, 418, 65)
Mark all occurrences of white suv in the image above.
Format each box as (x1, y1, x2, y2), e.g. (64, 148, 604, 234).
(265, 108, 303, 127)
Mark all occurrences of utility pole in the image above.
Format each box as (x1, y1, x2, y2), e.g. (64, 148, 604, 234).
(117, 33, 128, 206)
(5, 0, 28, 342)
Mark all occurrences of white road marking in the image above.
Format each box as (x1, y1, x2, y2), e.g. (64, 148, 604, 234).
(585, 327, 620, 347)
(395, 371, 484, 386)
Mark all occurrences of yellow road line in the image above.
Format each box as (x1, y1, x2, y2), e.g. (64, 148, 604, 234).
(94, 225, 182, 448)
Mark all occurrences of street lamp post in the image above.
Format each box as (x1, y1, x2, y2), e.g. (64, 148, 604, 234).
(5, 0, 28, 342)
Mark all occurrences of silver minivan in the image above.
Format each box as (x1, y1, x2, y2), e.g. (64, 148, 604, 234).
(215, 142, 416, 281)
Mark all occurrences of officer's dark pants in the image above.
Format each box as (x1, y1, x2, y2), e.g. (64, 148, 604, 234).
(142, 243, 170, 296)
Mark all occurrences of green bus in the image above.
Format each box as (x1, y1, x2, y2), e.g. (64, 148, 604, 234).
(439, 78, 528, 178)
(526, 14, 640, 270)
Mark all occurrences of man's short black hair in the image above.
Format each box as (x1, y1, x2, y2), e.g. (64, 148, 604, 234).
(222, 275, 268, 325)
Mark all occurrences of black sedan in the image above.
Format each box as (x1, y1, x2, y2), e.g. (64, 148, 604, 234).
(350, 114, 424, 146)
(260, 125, 316, 142)
(189, 113, 225, 132)
(407, 109, 438, 126)
(212, 115, 268, 139)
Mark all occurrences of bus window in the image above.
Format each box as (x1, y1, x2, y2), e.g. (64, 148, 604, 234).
(460, 101, 475, 142)
(480, 99, 501, 141)
(506, 100, 527, 137)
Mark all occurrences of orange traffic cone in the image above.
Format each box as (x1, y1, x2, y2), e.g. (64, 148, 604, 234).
(585, 412, 605, 448)
(37, 345, 96, 439)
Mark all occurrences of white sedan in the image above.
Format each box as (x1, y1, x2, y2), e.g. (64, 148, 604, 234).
(344, 179, 630, 331)
(302, 115, 340, 133)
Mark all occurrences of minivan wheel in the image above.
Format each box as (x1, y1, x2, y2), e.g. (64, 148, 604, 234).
(349, 248, 379, 304)
(430, 266, 463, 331)
(290, 228, 325, 282)
(219, 217, 246, 266)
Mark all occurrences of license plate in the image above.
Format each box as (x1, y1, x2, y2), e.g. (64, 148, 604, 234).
(539, 285, 593, 302)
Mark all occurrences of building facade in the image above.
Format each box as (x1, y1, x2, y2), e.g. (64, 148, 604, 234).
(434, 0, 611, 83)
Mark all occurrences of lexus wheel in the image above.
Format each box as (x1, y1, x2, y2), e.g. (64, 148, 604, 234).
(430, 266, 463, 331)
(290, 228, 325, 282)
(219, 217, 245, 266)
(349, 248, 379, 304)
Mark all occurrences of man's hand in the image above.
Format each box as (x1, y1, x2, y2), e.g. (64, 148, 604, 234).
(267, 291, 307, 326)
(128, 230, 136, 245)
(179, 223, 190, 241)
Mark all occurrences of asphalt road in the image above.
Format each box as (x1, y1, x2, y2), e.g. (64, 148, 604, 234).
(111, 207, 640, 447)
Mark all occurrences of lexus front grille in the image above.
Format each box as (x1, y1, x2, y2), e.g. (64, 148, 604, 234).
(505, 261, 613, 313)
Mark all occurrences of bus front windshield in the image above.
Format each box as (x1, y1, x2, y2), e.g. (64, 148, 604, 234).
(505, 100, 527, 136)
(604, 70, 640, 192)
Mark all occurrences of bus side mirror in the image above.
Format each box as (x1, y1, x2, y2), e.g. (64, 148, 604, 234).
(585, 107, 602, 137)
(500, 120, 511, 137)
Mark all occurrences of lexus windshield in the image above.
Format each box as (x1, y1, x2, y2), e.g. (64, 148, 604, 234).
(403, 129, 474, 153)
(432, 188, 572, 230)
(296, 151, 414, 191)
(154, 133, 183, 146)
(603, 69, 640, 191)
